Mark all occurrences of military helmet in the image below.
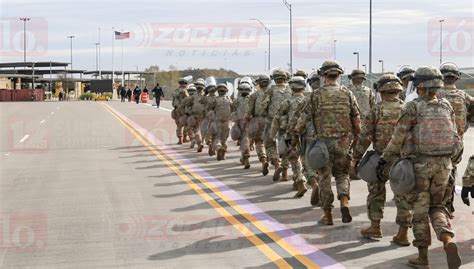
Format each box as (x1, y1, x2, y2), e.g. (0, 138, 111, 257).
(178, 78, 188, 84)
(440, 62, 461, 79)
(238, 82, 252, 93)
(397, 65, 416, 81)
(187, 84, 197, 92)
(376, 74, 403, 92)
(288, 76, 306, 91)
(320, 60, 344, 75)
(307, 71, 320, 84)
(294, 69, 307, 79)
(255, 74, 270, 83)
(194, 78, 206, 87)
(350, 69, 366, 80)
(216, 83, 228, 92)
(272, 68, 290, 80)
(413, 66, 444, 88)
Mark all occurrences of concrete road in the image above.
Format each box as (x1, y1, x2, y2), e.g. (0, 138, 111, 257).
(0, 100, 472, 269)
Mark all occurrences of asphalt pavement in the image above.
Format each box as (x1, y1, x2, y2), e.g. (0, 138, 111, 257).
(0, 100, 472, 269)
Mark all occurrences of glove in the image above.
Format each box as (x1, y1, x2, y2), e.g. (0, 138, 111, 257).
(461, 186, 473, 206)
(376, 159, 387, 181)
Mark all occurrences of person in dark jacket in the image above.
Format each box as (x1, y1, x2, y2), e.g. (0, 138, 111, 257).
(120, 85, 127, 102)
(133, 86, 141, 104)
(126, 88, 132, 102)
(152, 83, 164, 108)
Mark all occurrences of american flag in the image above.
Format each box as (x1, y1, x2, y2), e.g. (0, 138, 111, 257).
(115, 31, 130, 40)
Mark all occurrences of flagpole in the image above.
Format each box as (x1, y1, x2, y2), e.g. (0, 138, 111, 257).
(121, 28, 124, 88)
(98, 27, 101, 78)
(112, 27, 117, 99)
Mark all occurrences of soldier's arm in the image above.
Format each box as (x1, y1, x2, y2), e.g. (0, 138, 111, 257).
(246, 93, 256, 117)
(349, 92, 362, 140)
(270, 100, 289, 139)
(382, 102, 416, 162)
(370, 90, 376, 109)
(287, 98, 307, 136)
(294, 100, 312, 135)
(354, 108, 376, 160)
(463, 156, 474, 187)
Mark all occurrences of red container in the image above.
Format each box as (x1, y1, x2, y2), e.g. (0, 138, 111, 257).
(140, 93, 149, 103)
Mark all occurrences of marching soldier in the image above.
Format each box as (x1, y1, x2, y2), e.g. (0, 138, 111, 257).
(172, 78, 189, 144)
(232, 82, 252, 169)
(209, 84, 233, 161)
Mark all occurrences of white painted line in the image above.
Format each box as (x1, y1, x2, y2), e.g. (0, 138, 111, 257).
(19, 134, 30, 143)
(50, 112, 55, 115)
(160, 107, 172, 112)
(40, 120, 46, 124)
(4, 152, 10, 156)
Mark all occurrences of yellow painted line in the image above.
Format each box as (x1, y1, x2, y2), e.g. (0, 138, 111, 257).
(100, 103, 292, 268)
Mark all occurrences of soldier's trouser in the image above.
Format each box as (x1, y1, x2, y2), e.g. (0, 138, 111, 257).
(302, 139, 318, 184)
(212, 120, 230, 151)
(190, 115, 203, 146)
(238, 122, 250, 158)
(412, 156, 454, 248)
(263, 120, 278, 161)
(175, 117, 184, 138)
(444, 144, 463, 213)
(394, 192, 415, 227)
(249, 117, 266, 160)
(289, 150, 305, 184)
(200, 116, 209, 145)
(317, 137, 351, 209)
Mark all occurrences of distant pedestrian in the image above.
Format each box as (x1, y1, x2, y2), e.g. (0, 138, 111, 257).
(133, 86, 141, 104)
(152, 83, 164, 108)
(143, 86, 149, 94)
(126, 88, 132, 102)
(120, 85, 127, 102)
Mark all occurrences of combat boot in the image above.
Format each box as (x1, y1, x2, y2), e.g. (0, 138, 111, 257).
(208, 146, 216, 156)
(392, 225, 410, 246)
(279, 168, 288, 182)
(340, 195, 352, 223)
(239, 158, 245, 165)
(310, 181, 320, 206)
(217, 148, 226, 161)
(260, 157, 269, 176)
(243, 157, 250, 169)
(361, 220, 383, 238)
(441, 233, 462, 269)
(294, 181, 308, 198)
(177, 137, 183, 145)
(408, 246, 430, 269)
(320, 208, 334, 225)
(197, 144, 204, 153)
(272, 159, 281, 182)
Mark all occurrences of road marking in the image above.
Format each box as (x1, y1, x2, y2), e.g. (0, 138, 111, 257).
(140, 102, 172, 112)
(159, 107, 172, 112)
(19, 135, 30, 143)
(50, 112, 54, 115)
(40, 120, 46, 124)
(101, 102, 335, 268)
(4, 152, 10, 156)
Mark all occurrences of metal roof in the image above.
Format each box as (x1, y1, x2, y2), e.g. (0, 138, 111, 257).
(83, 70, 151, 75)
(0, 69, 86, 75)
(0, 62, 69, 68)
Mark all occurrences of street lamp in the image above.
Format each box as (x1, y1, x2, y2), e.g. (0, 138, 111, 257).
(94, 43, 100, 73)
(439, 19, 445, 65)
(369, 0, 373, 74)
(333, 40, 337, 60)
(67, 36, 75, 70)
(250, 18, 271, 71)
(353, 52, 360, 69)
(362, 64, 367, 73)
(20, 17, 30, 62)
(282, 0, 293, 75)
(378, 60, 384, 73)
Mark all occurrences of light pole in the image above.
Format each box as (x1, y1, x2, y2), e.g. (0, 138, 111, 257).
(250, 18, 271, 71)
(353, 52, 360, 69)
(378, 60, 384, 73)
(94, 43, 99, 73)
(439, 19, 445, 65)
(67, 36, 75, 70)
(333, 40, 337, 60)
(20, 17, 30, 62)
(362, 64, 367, 73)
(369, 0, 372, 74)
(282, 0, 293, 75)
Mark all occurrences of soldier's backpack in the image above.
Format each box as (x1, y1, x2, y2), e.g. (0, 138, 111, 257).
(413, 99, 457, 156)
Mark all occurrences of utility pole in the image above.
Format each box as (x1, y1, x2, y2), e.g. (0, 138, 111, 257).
(20, 17, 30, 62)
(283, 0, 293, 75)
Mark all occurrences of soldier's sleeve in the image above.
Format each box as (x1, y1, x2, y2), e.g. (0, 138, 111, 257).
(287, 98, 307, 135)
(270, 100, 289, 139)
(231, 98, 238, 112)
(209, 98, 216, 111)
(354, 107, 376, 160)
(246, 93, 256, 116)
(382, 102, 416, 162)
(294, 98, 313, 135)
(349, 92, 362, 137)
(370, 90, 376, 109)
(463, 155, 474, 187)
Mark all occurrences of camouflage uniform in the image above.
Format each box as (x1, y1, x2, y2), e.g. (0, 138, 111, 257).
(247, 82, 268, 161)
(296, 60, 361, 225)
(180, 86, 197, 147)
(184, 81, 207, 151)
(397, 66, 416, 101)
(172, 84, 189, 143)
(271, 76, 308, 197)
(381, 67, 461, 268)
(200, 85, 217, 150)
(263, 68, 292, 181)
(209, 84, 232, 160)
(438, 63, 474, 213)
(231, 83, 251, 167)
(348, 69, 376, 120)
(461, 155, 474, 206)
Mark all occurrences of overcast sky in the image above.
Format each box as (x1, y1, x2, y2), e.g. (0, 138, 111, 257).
(1, 0, 473, 75)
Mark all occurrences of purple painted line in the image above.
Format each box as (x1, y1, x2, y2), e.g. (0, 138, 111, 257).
(104, 103, 344, 269)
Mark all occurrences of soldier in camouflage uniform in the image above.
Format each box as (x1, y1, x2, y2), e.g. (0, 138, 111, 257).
(246, 75, 270, 175)
(348, 69, 375, 180)
(295, 60, 361, 225)
(200, 82, 218, 155)
(380, 67, 462, 269)
(438, 63, 473, 215)
(182, 79, 207, 152)
(397, 66, 416, 101)
(232, 82, 252, 169)
(180, 85, 197, 148)
(263, 68, 292, 182)
(352, 74, 414, 243)
(271, 76, 308, 197)
(209, 84, 233, 161)
(172, 78, 189, 144)
(461, 155, 474, 206)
